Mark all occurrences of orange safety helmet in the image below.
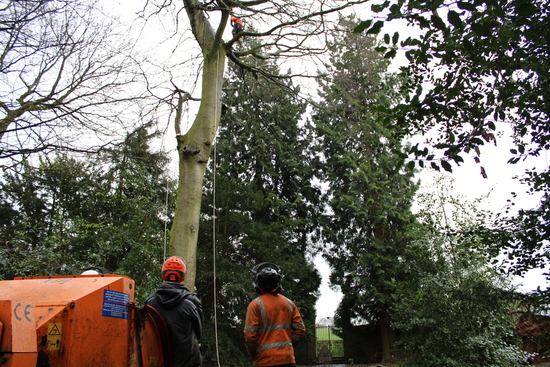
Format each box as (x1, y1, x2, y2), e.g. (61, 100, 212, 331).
(162, 256, 187, 282)
(231, 16, 244, 26)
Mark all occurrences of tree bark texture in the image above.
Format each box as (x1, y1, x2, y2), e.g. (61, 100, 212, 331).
(170, 1, 227, 290)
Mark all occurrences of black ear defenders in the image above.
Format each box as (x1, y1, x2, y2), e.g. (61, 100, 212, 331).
(252, 262, 282, 295)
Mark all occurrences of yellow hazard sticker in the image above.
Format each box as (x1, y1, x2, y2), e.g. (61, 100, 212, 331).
(47, 322, 62, 351)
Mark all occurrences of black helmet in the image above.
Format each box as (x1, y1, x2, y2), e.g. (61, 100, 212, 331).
(252, 262, 282, 295)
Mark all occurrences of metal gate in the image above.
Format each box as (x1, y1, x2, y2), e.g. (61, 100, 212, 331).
(316, 319, 344, 363)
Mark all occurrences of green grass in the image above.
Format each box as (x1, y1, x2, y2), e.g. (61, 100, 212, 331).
(316, 327, 342, 341)
(316, 327, 344, 357)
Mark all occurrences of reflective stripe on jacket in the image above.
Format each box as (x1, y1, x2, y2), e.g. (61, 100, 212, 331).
(244, 293, 306, 367)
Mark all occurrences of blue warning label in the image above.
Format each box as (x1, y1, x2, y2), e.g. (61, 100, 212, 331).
(102, 290, 130, 319)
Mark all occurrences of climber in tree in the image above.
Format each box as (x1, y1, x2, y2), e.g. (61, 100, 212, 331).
(231, 15, 244, 37)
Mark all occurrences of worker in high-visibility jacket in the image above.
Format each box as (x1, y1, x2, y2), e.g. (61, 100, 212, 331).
(244, 263, 306, 367)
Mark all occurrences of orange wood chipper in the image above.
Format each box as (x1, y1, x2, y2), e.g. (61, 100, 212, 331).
(0, 274, 168, 366)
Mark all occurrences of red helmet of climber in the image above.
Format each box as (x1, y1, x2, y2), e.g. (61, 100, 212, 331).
(162, 256, 187, 283)
(231, 16, 244, 27)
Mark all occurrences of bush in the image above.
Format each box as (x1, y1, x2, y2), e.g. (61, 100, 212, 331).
(393, 271, 528, 367)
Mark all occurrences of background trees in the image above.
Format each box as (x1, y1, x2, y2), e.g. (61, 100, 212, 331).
(0, 125, 175, 301)
(0, 0, 145, 161)
(393, 176, 524, 366)
(1, 0, 547, 365)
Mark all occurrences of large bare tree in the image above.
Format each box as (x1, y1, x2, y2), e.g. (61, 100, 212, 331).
(0, 0, 144, 160)
(152, 0, 369, 290)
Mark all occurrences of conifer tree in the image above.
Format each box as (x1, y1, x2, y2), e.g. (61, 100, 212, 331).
(195, 34, 322, 366)
(0, 124, 175, 301)
(313, 16, 417, 363)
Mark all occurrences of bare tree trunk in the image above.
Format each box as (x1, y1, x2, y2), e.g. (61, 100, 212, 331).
(379, 305, 396, 364)
(170, 46, 226, 290)
(374, 227, 397, 363)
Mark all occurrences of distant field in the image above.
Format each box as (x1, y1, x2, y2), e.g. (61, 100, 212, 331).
(316, 327, 344, 357)
(316, 327, 342, 341)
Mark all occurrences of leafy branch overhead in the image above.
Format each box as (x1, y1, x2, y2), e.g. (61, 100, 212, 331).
(354, 0, 549, 174)
(354, 0, 550, 298)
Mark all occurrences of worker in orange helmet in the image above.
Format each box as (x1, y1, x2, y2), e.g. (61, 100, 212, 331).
(231, 15, 244, 37)
(244, 263, 306, 367)
(145, 256, 203, 367)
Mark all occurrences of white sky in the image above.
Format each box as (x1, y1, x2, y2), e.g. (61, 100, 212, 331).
(315, 254, 343, 320)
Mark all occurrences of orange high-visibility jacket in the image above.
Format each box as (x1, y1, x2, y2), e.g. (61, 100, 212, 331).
(244, 293, 306, 367)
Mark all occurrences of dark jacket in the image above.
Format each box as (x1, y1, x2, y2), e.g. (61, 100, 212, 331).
(145, 282, 203, 367)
